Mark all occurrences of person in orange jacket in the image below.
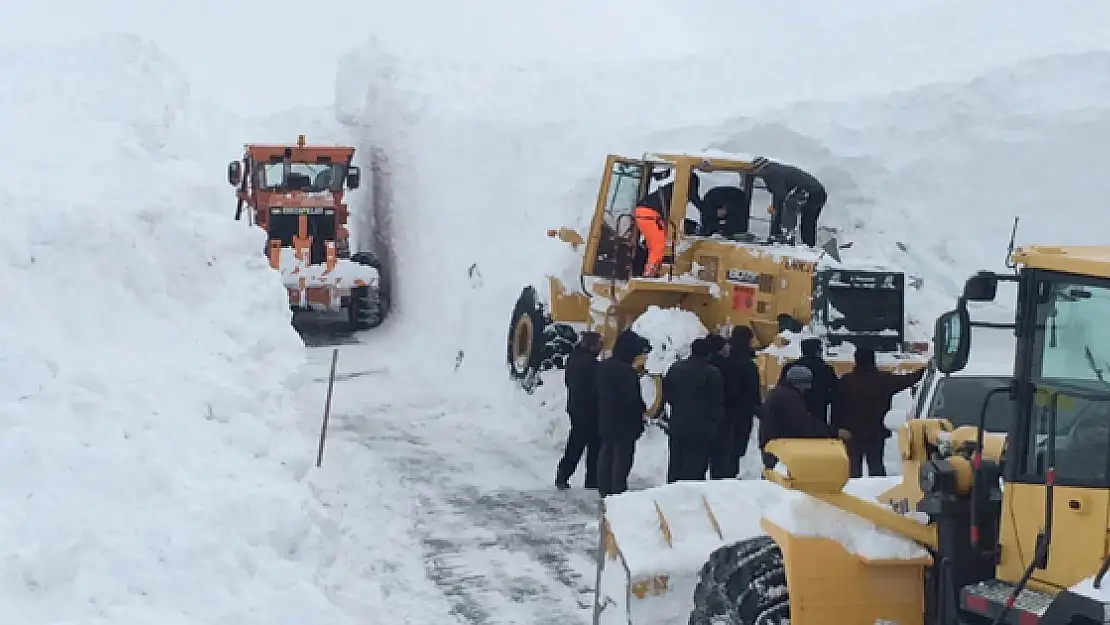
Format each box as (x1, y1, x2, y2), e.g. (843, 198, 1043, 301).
(634, 176, 702, 277)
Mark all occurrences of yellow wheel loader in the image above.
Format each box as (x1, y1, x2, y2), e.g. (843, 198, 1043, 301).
(506, 152, 927, 402)
(593, 243, 1110, 625)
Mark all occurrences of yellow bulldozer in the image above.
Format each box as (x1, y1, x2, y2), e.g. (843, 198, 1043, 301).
(507, 151, 928, 406)
(594, 243, 1110, 625)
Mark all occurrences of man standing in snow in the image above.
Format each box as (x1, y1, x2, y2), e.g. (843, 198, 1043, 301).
(596, 329, 650, 497)
(718, 326, 762, 477)
(759, 365, 844, 470)
(556, 332, 603, 491)
(663, 337, 725, 482)
(704, 333, 738, 479)
(780, 338, 839, 426)
(831, 347, 926, 477)
(751, 157, 827, 247)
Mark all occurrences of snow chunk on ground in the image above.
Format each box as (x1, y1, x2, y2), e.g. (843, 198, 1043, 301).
(0, 35, 374, 624)
(631, 306, 708, 375)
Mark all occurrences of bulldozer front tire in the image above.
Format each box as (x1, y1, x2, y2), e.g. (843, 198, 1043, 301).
(688, 535, 789, 625)
(507, 286, 577, 392)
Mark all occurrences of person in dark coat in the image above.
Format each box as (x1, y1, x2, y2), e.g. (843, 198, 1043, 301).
(780, 338, 839, 426)
(758, 365, 843, 470)
(556, 331, 603, 490)
(832, 347, 926, 478)
(724, 325, 762, 474)
(663, 337, 725, 482)
(704, 333, 735, 479)
(751, 157, 827, 247)
(597, 329, 650, 497)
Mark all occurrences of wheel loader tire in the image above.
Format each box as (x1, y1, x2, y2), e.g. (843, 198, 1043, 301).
(688, 535, 789, 625)
(349, 252, 385, 330)
(507, 286, 577, 392)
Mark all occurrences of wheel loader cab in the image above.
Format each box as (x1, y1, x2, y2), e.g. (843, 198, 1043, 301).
(932, 249, 1110, 619)
(582, 154, 757, 281)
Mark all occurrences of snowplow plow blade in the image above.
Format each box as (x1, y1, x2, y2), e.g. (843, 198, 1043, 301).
(593, 475, 934, 625)
(270, 244, 380, 290)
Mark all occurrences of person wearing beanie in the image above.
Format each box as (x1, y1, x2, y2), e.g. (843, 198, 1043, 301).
(831, 347, 926, 477)
(662, 336, 725, 482)
(723, 326, 763, 473)
(596, 329, 650, 496)
(703, 333, 735, 479)
(758, 363, 845, 470)
(556, 331, 603, 491)
(781, 337, 839, 425)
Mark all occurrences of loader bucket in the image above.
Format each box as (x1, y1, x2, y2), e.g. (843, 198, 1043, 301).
(593, 476, 932, 625)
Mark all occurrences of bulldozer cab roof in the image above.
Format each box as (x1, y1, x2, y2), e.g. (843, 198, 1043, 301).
(640, 151, 763, 173)
(243, 143, 355, 165)
(1013, 245, 1110, 278)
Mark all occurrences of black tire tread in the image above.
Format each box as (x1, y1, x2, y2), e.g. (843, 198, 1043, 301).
(688, 535, 789, 625)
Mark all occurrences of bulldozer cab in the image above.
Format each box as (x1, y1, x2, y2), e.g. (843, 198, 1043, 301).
(583, 154, 759, 281)
(935, 248, 1110, 592)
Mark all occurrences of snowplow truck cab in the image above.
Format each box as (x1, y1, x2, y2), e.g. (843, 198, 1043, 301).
(592, 244, 1110, 625)
(228, 135, 384, 330)
(508, 152, 927, 402)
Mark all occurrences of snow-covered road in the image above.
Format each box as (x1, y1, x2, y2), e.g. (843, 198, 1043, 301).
(298, 335, 662, 624)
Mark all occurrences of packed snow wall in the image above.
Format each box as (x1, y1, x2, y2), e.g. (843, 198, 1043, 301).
(0, 35, 383, 624)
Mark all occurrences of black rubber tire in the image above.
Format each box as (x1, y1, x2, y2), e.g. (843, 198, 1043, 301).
(506, 286, 577, 392)
(349, 252, 384, 330)
(688, 535, 789, 625)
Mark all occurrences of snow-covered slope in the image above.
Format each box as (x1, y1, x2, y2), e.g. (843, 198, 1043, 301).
(0, 35, 399, 624)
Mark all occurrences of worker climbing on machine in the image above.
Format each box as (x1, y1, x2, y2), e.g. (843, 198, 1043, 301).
(751, 156, 827, 247)
(662, 337, 725, 482)
(759, 365, 848, 470)
(596, 329, 651, 497)
(634, 174, 702, 277)
(780, 337, 839, 425)
(556, 331, 603, 491)
(831, 346, 926, 477)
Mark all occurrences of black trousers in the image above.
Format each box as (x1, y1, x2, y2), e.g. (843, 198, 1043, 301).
(597, 439, 636, 497)
(556, 424, 599, 488)
(708, 424, 737, 479)
(770, 188, 827, 246)
(847, 440, 886, 478)
(667, 436, 711, 483)
(798, 189, 827, 247)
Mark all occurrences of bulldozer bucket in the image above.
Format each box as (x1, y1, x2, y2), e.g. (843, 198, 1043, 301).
(593, 476, 931, 625)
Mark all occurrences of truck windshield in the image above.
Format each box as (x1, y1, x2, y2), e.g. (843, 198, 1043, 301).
(1023, 274, 1110, 482)
(261, 162, 343, 192)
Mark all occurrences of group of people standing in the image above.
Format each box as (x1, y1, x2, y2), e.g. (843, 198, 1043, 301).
(555, 328, 926, 497)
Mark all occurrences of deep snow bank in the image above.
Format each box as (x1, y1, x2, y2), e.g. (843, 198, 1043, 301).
(337, 4, 1110, 369)
(0, 35, 376, 624)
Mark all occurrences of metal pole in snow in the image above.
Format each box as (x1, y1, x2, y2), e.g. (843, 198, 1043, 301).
(316, 348, 339, 467)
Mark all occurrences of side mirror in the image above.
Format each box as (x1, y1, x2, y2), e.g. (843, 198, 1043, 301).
(227, 161, 242, 186)
(963, 271, 999, 302)
(346, 166, 361, 190)
(934, 307, 971, 374)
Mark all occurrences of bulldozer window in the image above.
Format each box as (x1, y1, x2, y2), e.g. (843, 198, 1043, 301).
(1019, 275, 1110, 484)
(591, 160, 648, 278)
(260, 162, 344, 192)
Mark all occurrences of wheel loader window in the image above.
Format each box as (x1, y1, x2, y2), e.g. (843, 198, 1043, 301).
(591, 161, 648, 278)
(1019, 275, 1110, 484)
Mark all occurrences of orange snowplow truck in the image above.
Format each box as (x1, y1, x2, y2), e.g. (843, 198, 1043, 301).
(228, 135, 384, 330)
